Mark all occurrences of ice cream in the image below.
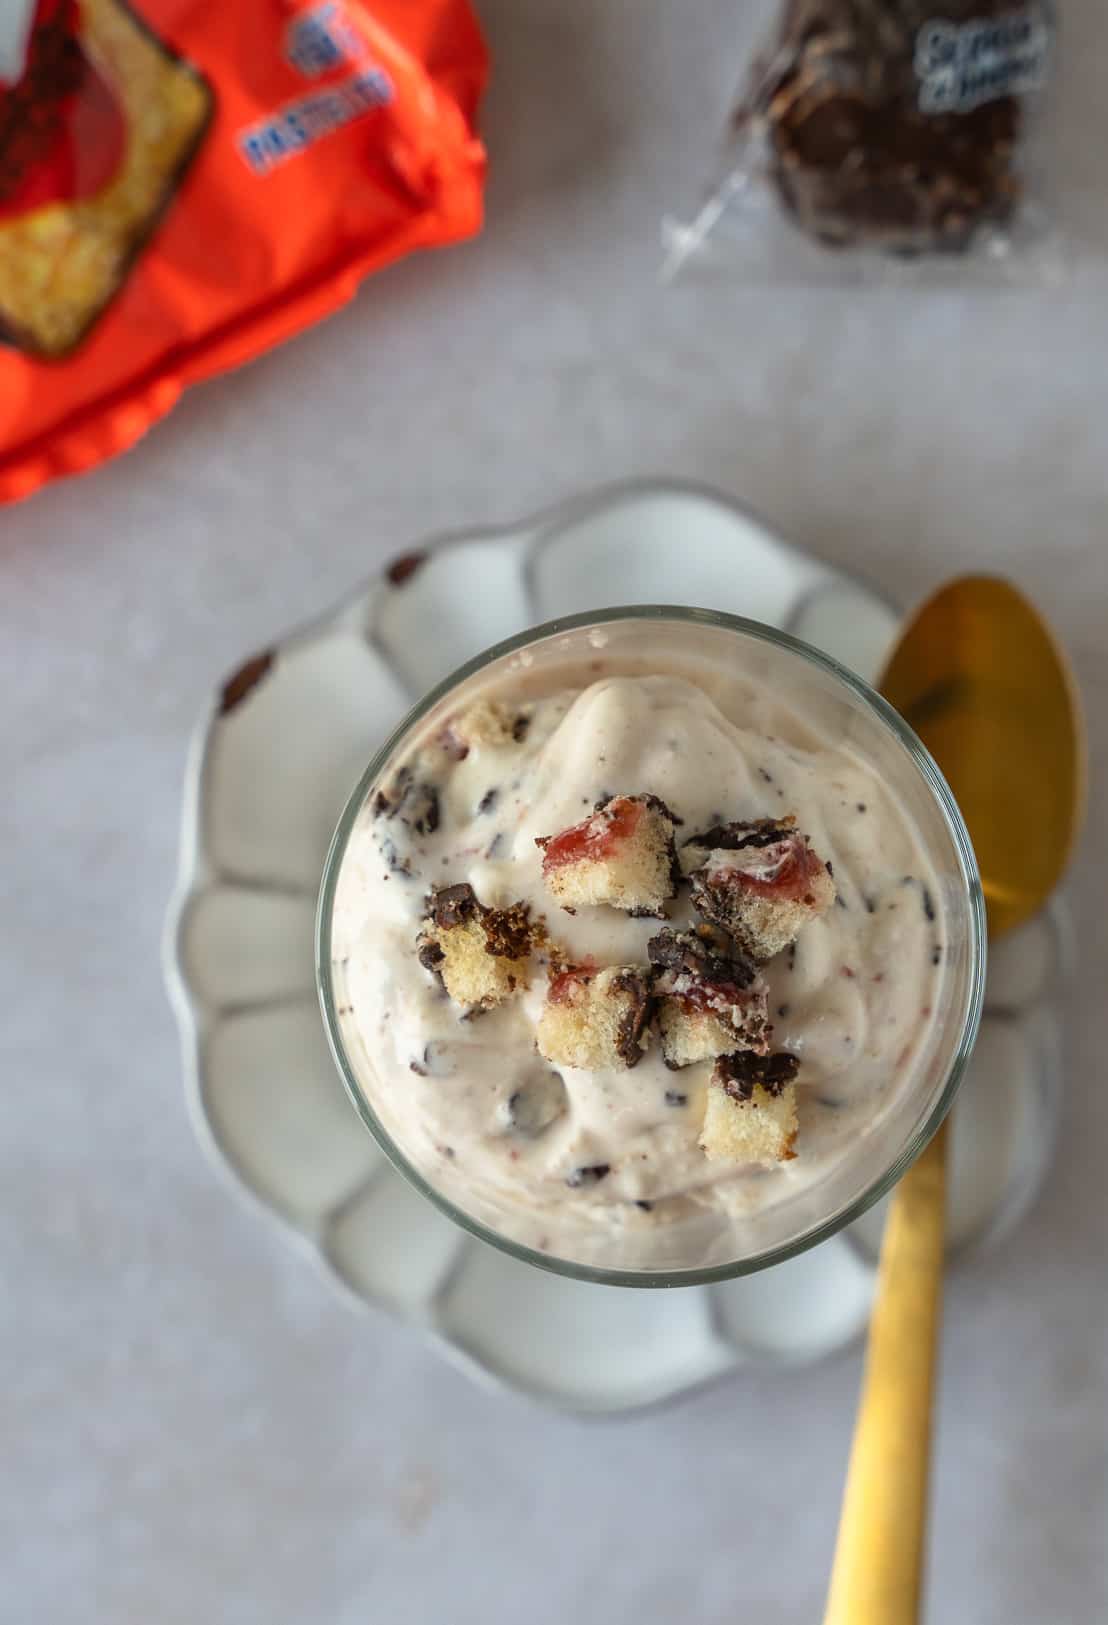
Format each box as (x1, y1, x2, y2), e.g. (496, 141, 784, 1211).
(328, 664, 946, 1235)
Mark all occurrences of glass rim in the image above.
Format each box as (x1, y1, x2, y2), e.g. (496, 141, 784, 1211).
(316, 605, 987, 1289)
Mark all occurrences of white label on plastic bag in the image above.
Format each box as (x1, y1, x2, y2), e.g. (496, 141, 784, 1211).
(915, 7, 1051, 114)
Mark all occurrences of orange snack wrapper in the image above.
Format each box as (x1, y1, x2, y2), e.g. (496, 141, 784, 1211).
(0, 0, 488, 502)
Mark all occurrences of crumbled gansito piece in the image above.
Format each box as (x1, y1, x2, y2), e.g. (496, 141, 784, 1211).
(682, 816, 835, 961)
(445, 698, 532, 753)
(416, 883, 538, 1013)
(536, 793, 679, 916)
(699, 1052, 801, 1165)
(648, 926, 770, 1069)
(536, 964, 654, 1071)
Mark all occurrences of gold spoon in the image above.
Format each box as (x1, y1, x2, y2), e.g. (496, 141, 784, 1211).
(823, 576, 1086, 1625)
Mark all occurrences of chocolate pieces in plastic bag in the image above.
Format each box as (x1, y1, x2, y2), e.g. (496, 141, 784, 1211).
(668, 1, 1057, 280)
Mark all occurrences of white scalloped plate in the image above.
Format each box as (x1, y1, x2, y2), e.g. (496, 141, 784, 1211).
(165, 479, 1068, 1414)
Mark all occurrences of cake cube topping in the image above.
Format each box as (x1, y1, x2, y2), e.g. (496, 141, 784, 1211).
(442, 699, 531, 757)
(536, 963, 654, 1071)
(714, 1049, 800, 1101)
(700, 1051, 801, 1165)
(648, 926, 770, 1068)
(416, 883, 538, 1014)
(682, 817, 835, 960)
(536, 793, 679, 916)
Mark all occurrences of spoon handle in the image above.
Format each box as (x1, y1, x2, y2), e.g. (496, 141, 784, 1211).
(823, 1120, 948, 1625)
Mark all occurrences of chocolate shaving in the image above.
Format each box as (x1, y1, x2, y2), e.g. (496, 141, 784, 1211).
(714, 1050, 800, 1102)
(684, 815, 796, 854)
(610, 968, 654, 1068)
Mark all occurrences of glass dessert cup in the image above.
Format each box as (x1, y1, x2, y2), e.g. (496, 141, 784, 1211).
(317, 608, 985, 1287)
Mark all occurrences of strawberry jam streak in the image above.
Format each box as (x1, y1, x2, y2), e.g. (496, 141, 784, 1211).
(539, 797, 643, 875)
(721, 836, 827, 905)
(671, 980, 753, 1018)
(547, 965, 595, 1004)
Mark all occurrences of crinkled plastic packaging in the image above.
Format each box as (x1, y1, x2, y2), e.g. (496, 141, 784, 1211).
(665, 1, 1060, 285)
(0, 0, 488, 503)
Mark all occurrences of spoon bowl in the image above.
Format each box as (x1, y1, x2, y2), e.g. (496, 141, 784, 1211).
(880, 576, 1085, 937)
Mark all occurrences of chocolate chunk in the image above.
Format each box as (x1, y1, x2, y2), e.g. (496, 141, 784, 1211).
(922, 885, 936, 923)
(477, 787, 499, 815)
(664, 1089, 689, 1108)
(566, 1164, 611, 1188)
(430, 882, 478, 929)
(610, 968, 655, 1068)
(714, 1050, 800, 1102)
(647, 925, 757, 991)
(511, 713, 530, 742)
(417, 940, 445, 977)
(635, 1200, 654, 1212)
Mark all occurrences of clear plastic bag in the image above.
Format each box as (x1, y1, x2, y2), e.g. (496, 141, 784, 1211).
(664, 1, 1061, 286)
